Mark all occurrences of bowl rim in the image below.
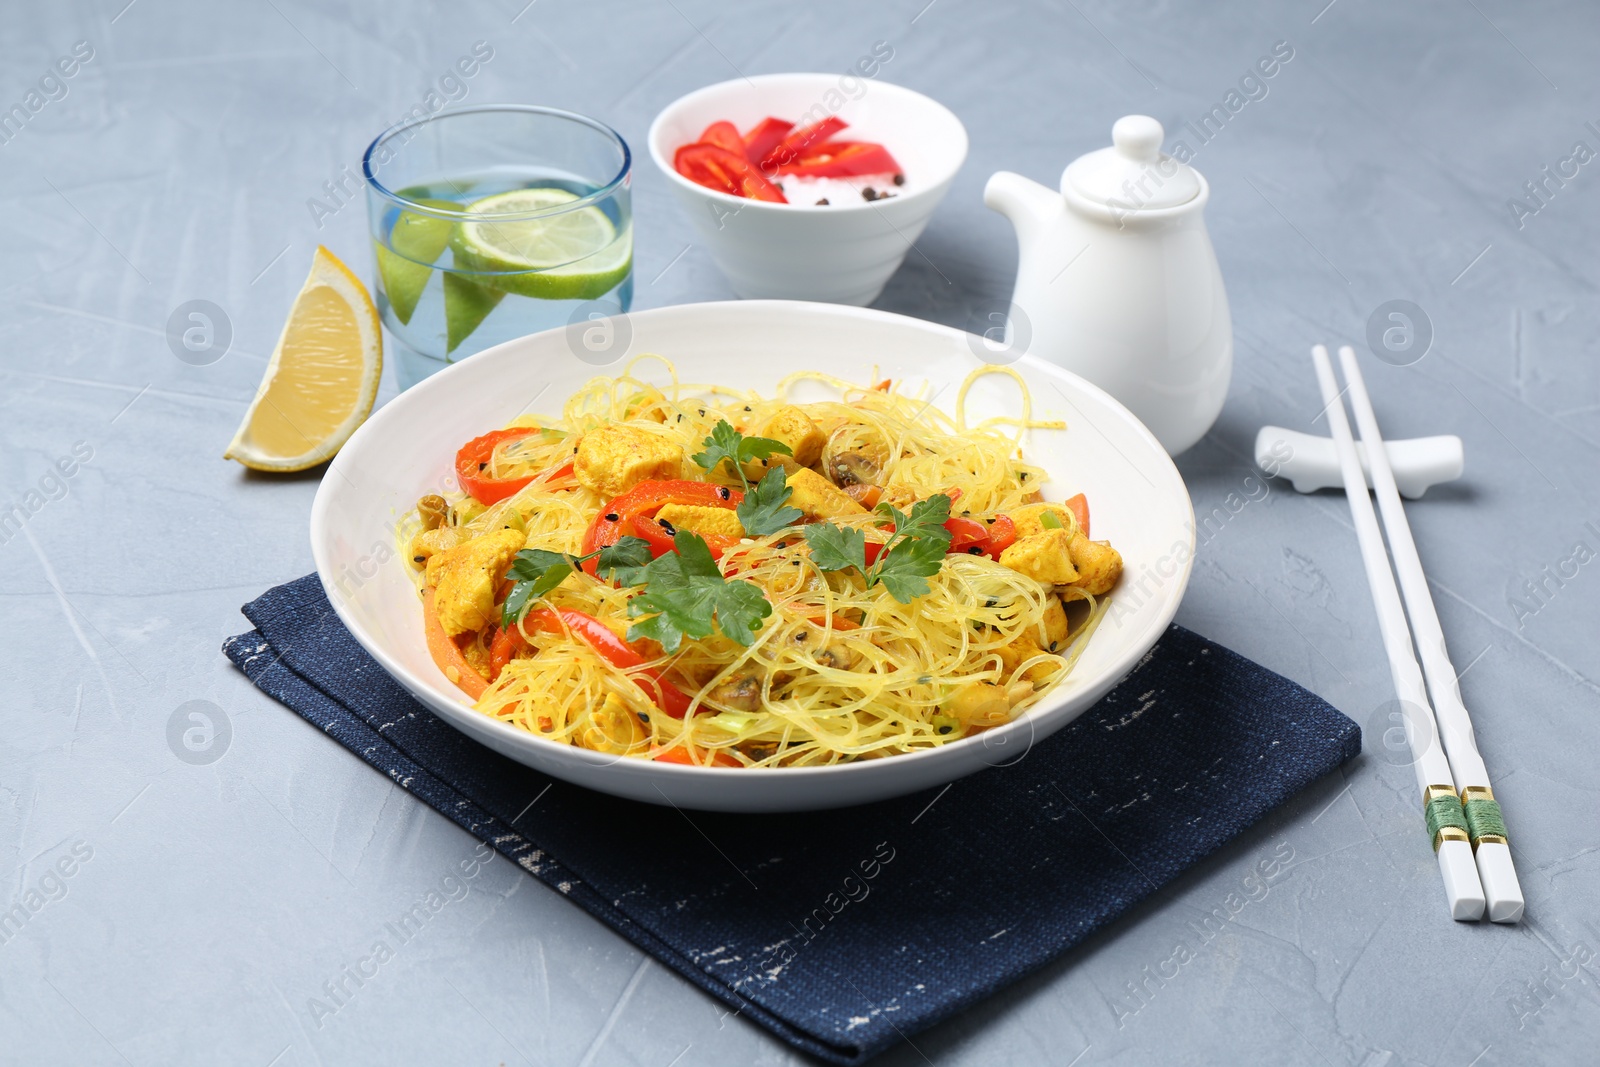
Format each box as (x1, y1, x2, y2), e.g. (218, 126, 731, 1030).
(311, 300, 1194, 787)
(646, 72, 970, 213)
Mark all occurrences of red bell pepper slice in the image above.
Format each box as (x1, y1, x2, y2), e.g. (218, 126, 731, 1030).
(842, 483, 882, 509)
(632, 513, 743, 560)
(982, 513, 1019, 556)
(760, 116, 848, 169)
(776, 141, 902, 178)
(423, 587, 490, 699)
(1064, 494, 1090, 538)
(696, 120, 745, 157)
(862, 512, 1019, 565)
(490, 608, 695, 718)
(741, 117, 794, 165)
(945, 516, 994, 555)
(674, 143, 787, 202)
(580, 480, 744, 574)
(455, 429, 573, 505)
(651, 745, 741, 767)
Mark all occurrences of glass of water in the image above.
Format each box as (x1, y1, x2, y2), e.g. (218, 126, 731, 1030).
(363, 105, 633, 388)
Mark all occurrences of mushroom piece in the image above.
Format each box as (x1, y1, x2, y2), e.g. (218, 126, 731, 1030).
(416, 494, 450, 532)
(788, 621, 861, 671)
(821, 427, 890, 488)
(708, 669, 765, 712)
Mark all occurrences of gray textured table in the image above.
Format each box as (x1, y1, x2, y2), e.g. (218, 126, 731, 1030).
(4, 1, 1598, 1064)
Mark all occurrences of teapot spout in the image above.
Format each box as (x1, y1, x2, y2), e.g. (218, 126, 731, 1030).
(984, 171, 1062, 255)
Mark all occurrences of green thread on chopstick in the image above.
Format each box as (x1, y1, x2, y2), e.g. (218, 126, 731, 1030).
(1424, 793, 1469, 851)
(1464, 797, 1508, 845)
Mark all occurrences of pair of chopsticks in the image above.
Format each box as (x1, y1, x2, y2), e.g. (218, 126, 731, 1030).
(1311, 345, 1523, 923)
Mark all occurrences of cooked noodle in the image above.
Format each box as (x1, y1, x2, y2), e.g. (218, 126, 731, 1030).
(405, 361, 1119, 768)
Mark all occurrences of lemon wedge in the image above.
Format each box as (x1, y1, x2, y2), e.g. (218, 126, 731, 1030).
(225, 246, 382, 472)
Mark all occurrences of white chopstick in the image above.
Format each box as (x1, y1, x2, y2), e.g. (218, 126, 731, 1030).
(1310, 345, 1486, 921)
(1336, 345, 1524, 923)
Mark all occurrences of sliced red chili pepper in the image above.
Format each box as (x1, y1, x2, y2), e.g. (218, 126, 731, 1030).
(760, 116, 847, 169)
(456, 429, 553, 505)
(741, 117, 794, 164)
(776, 140, 902, 178)
(491, 607, 695, 718)
(581, 480, 744, 574)
(696, 120, 745, 157)
(674, 143, 787, 202)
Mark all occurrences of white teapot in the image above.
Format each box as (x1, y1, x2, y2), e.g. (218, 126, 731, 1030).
(984, 115, 1231, 456)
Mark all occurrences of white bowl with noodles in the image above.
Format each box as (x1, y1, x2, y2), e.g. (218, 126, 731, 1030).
(309, 300, 1193, 812)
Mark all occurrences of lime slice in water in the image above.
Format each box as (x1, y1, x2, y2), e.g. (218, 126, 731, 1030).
(453, 188, 632, 301)
(442, 260, 506, 355)
(375, 196, 457, 325)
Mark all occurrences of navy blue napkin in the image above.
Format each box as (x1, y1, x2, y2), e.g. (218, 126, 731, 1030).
(224, 575, 1358, 1064)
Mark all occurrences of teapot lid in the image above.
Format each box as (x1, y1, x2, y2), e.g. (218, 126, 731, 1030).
(1062, 115, 1199, 210)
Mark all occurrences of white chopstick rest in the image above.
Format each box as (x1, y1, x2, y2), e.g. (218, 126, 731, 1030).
(1336, 345, 1524, 923)
(1309, 345, 1486, 922)
(1254, 426, 1464, 498)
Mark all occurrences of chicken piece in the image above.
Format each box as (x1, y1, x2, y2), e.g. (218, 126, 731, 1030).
(786, 467, 868, 520)
(943, 679, 1035, 729)
(1040, 596, 1070, 651)
(996, 631, 1060, 686)
(573, 425, 683, 498)
(998, 528, 1080, 586)
(654, 503, 745, 541)
(575, 693, 647, 755)
(426, 528, 525, 637)
(409, 524, 471, 567)
(1064, 531, 1122, 596)
(745, 405, 826, 474)
(1007, 502, 1077, 540)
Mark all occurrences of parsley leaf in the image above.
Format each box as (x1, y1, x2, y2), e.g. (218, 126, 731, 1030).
(737, 466, 803, 537)
(500, 536, 654, 628)
(803, 522, 867, 574)
(502, 550, 578, 627)
(873, 495, 953, 545)
(873, 535, 951, 602)
(692, 418, 792, 491)
(595, 535, 653, 586)
(507, 549, 573, 581)
(624, 530, 772, 652)
(802, 493, 955, 603)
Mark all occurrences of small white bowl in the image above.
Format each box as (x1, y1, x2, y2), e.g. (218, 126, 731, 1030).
(648, 73, 968, 306)
(310, 300, 1194, 813)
